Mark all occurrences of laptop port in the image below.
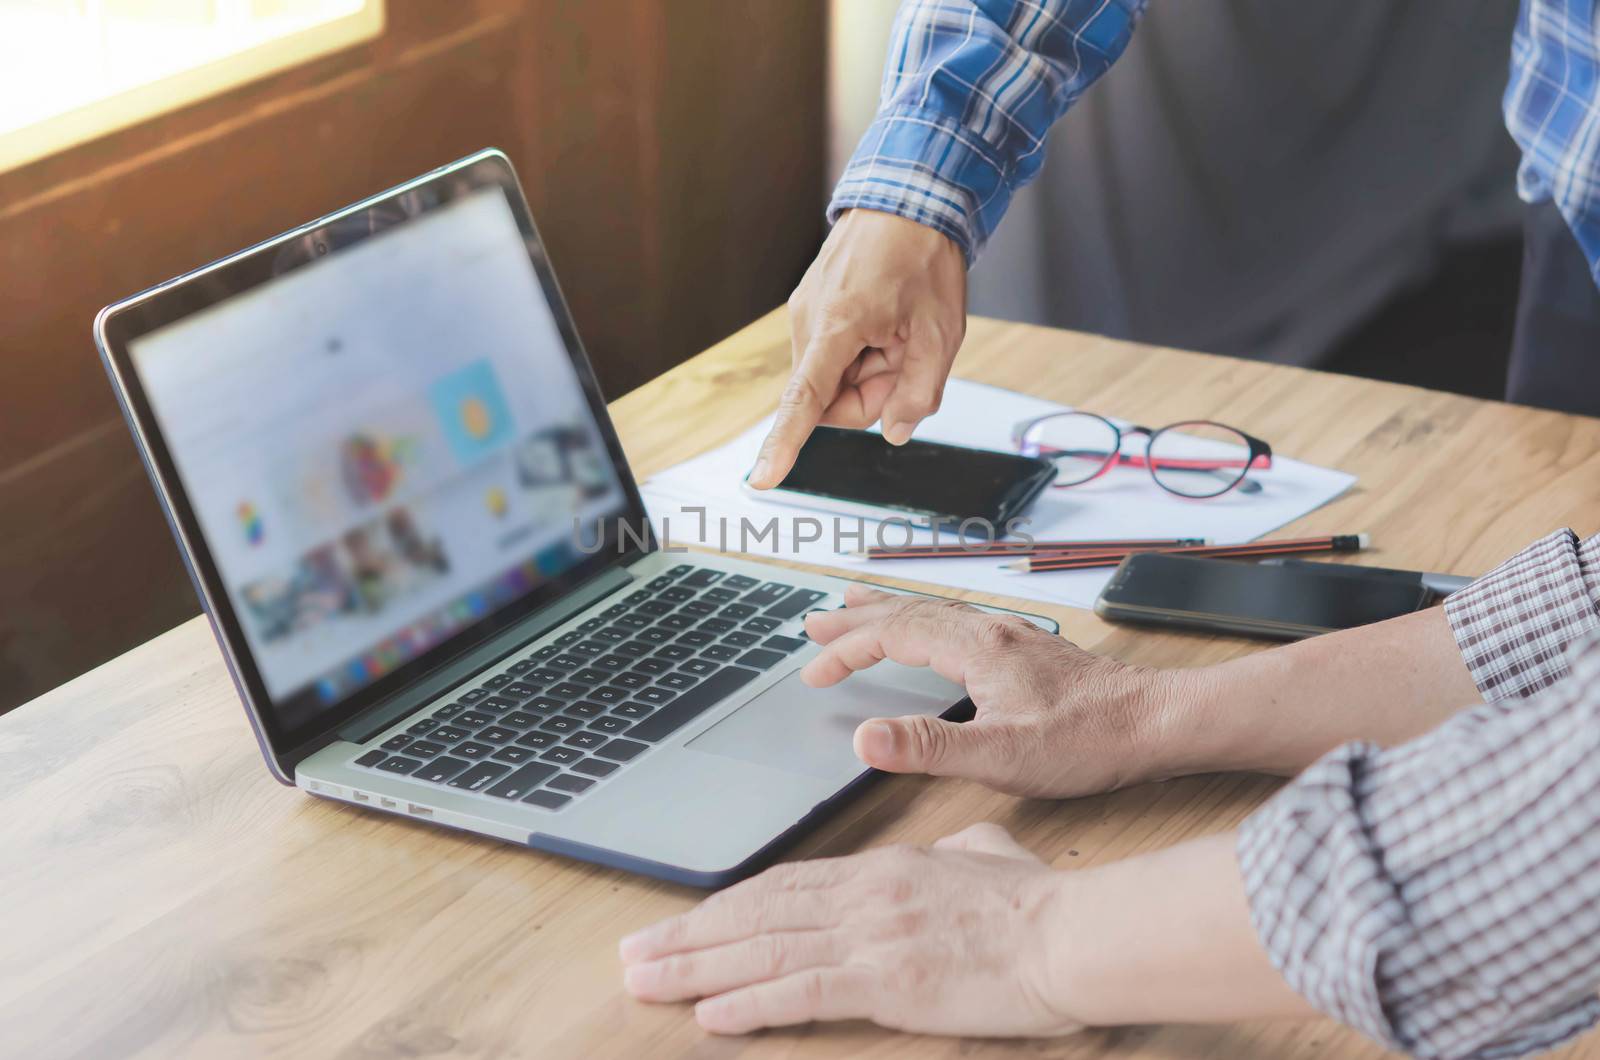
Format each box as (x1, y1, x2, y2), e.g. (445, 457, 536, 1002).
(407, 803, 434, 818)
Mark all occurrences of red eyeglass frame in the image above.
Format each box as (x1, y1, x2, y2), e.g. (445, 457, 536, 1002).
(1011, 412, 1274, 498)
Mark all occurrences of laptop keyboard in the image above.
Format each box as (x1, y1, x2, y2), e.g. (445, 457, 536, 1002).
(351, 564, 827, 810)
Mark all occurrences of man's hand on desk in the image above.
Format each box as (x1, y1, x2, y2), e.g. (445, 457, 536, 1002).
(799, 585, 1191, 798)
(620, 822, 1082, 1036)
(747, 209, 967, 489)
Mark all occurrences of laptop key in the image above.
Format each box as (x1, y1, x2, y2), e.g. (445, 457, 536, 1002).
(433, 725, 471, 742)
(524, 790, 571, 810)
(616, 613, 653, 630)
(414, 756, 472, 784)
(447, 761, 511, 792)
(407, 719, 439, 735)
(654, 643, 694, 661)
(549, 653, 585, 670)
(571, 668, 610, 685)
(527, 669, 565, 685)
(613, 671, 649, 689)
(492, 745, 537, 764)
(668, 564, 695, 577)
(547, 682, 589, 700)
(407, 740, 446, 758)
(613, 702, 653, 719)
(660, 586, 695, 602)
(589, 685, 627, 704)
(602, 603, 631, 618)
(594, 627, 630, 643)
(699, 618, 736, 634)
(501, 710, 540, 728)
(703, 586, 740, 603)
(485, 762, 558, 799)
(741, 582, 793, 607)
(724, 574, 759, 591)
(763, 635, 808, 653)
(571, 639, 607, 656)
(659, 614, 696, 630)
(636, 686, 677, 705)
(540, 746, 583, 765)
(504, 682, 541, 699)
(632, 657, 672, 675)
(525, 696, 563, 715)
(514, 729, 559, 749)
(592, 653, 630, 671)
(554, 631, 582, 646)
(549, 774, 595, 794)
(578, 617, 605, 632)
(742, 617, 781, 634)
(722, 631, 761, 648)
(681, 600, 717, 616)
(477, 726, 517, 744)
(638, 599, 674, 615)
(681, 658, 721, 677)
(624, 589, 652, 604)
(636, 627, 674, 644)
(677, 630, 715, 647)
(377, 755, 423, 774)
(615, 641, 652, 657)
(681, 569, 723, 588)
(766, 589, 828, 621)
(481, 674, 511, 690)
(507, 659, 534, 674)
(434, 703, 465, 719)
(565, 701, 605, 718)
(380, 735, 412, 752)
(541, 715, 583, 733)
(356, 749, 388, 767)
(537, 641, 565, 656)
(456, 710, 494, 729)
(702, 644, 741, 662)
(736, 649, 786, 670)
(660, 672, 698, 690)
(627, 666, 760, 743)
(459, 688, 490, 703)
(719, 603, 758, 619)
(595, 738, 649, 762)
(454, 742, 494, 760)
(574, 758, 619, 778)
(590, 716, 630, 734)
(479, 696, 517, 714)
(564, 730, 607, 750)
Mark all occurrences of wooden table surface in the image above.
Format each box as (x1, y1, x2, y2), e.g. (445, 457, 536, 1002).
(5, 309, 1599, 1059)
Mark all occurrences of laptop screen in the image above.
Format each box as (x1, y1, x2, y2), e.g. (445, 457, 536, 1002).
(128, 185, 631, 734)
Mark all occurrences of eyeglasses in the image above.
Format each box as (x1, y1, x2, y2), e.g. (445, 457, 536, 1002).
(1012, 412, 1273, 499)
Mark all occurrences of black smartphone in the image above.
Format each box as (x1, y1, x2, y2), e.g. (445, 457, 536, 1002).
(1094, 553, 1434, 640)
(750, 427, 1058, 532)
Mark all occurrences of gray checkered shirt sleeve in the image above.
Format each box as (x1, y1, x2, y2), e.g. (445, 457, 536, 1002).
(1238, 532, 1600, 1059)
(1444, 529, 1600, 700)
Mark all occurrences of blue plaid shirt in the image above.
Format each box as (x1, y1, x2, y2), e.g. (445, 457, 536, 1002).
(832, 0, 1600, 288)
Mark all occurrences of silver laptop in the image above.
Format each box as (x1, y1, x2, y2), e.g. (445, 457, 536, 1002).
(94, 149, 1051, 886)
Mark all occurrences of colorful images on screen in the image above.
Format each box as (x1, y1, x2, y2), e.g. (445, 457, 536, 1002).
(339, 432, 420, 507)
(237, 501, 264, 546)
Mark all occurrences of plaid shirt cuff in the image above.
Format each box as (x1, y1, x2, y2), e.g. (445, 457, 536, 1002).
(1445, 529, 1600, 700)
(827, 106, 1011, 265)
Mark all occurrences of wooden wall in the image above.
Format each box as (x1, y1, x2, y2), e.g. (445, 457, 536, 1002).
(0, 0, 828, 712)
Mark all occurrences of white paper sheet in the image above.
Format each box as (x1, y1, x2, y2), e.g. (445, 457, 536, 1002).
(640, 379, 1356, 610)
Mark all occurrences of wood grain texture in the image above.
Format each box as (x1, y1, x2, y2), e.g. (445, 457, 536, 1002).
(2, 310, 1597, 1058)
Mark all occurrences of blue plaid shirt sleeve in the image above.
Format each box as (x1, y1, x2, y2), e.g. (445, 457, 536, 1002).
(828, 0, 1146, 264)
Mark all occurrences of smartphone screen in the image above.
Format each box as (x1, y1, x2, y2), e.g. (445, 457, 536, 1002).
(1096, 553, 1432, 639)
(770, 427, 1057, 526)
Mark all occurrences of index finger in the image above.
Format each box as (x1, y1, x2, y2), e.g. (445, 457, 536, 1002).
(748, 329, 863, 489)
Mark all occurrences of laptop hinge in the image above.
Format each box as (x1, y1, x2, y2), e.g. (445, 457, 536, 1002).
(335, 564, 636, 745)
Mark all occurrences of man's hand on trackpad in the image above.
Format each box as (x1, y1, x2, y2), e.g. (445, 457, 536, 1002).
(800, 586, 1191, 799)
(746, 209, 968, 489)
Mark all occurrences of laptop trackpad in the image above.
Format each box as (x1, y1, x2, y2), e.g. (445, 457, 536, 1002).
(686, 664, 960, 782)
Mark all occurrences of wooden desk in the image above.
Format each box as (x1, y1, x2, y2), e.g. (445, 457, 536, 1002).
(4, 310, 1598, 1059)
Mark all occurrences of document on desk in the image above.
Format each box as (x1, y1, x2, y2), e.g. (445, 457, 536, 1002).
(639, 379, 1356, 610)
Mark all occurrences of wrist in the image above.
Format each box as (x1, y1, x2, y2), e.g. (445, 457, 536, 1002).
(1126, 662, 1228, 783)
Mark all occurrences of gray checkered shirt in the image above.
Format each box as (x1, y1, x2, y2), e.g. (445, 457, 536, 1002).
(1238, 530, 1600, 1059)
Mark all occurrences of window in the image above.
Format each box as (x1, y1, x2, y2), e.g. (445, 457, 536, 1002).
(0, 0, 385, 172)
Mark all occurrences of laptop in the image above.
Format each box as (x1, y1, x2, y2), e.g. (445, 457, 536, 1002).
(94, 149, 1052, 887)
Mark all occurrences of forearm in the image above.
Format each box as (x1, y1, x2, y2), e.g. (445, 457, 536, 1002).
(1044, 831, 1312, 1026)
(1158, 606, 1481, 778)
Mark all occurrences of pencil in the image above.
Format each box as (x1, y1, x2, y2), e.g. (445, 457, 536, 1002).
(1002, 533, 1370, 573)
(845, 537, 1209, 560)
